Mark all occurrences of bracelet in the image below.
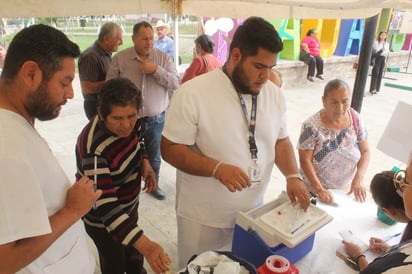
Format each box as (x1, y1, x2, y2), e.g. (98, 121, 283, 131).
(286, 173, 303, 181)
(356, 254, 366, 264)
(212, 161, 223, 178)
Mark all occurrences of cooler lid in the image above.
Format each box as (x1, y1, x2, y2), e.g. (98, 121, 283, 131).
(236, 192, 333, 248)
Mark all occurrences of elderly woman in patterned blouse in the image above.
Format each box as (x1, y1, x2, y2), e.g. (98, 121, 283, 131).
(297, 78, 370, 204)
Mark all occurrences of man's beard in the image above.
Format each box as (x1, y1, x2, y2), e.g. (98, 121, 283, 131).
(25, 82, 64, 121)
(232, 61, 259, 95)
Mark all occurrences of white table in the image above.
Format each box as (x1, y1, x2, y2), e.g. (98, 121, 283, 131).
(293, 190, 406, 274)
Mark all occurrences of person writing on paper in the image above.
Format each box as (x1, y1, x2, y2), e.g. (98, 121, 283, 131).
(298, 79, 370, 204)
(342, 170, 412, 272)
(75, 78, 171, 274)
(181, 34, 222, 83)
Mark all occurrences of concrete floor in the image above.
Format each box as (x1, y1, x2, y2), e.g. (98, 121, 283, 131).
(35, 68, 412, 273)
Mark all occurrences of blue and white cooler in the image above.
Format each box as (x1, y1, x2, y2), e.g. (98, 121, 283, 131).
(232, 192, 333, 268)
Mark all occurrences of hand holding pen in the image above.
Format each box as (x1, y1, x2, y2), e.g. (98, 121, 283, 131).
(369, 232, 401, 253)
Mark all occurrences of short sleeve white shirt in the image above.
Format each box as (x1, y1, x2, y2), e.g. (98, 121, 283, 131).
(163, 69, 288, 228)
(0, 110, 94, 274)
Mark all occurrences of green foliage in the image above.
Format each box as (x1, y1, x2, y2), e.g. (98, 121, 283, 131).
(35, 17, 58, 25)
(68, 34, 134, 52)
(2, 16, 198, 65)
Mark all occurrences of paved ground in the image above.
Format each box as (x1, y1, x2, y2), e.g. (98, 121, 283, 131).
(35, 68, 412, 273)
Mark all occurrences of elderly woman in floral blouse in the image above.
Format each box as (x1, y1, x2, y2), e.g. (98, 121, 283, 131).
(297, 79, 370, 204)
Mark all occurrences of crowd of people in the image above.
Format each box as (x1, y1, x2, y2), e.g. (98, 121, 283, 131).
(0, 17, 406, 274)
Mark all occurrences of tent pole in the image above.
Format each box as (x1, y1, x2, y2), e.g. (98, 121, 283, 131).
(173, 17, 179, 72)
(171, 0, 180, 72)
(351, 13, 379, 113)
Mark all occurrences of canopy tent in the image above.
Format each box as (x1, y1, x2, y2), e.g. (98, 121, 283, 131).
(1, 0, 411, 19)
(1, 0, 412, 112)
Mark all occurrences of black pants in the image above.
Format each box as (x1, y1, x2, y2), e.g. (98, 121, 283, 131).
(370, 55, 386, 92)
(85, 206, 147, 274)
(307, 55, 324, 77)
(83, 93, 98, 120)
(83, 99, 97, 120)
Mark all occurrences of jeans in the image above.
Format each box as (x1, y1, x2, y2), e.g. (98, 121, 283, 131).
(139, 111, 165, 184)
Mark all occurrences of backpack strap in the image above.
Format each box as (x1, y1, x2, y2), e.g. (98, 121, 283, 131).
(350, 107, 359, 138)
(202, 56, 210, 72)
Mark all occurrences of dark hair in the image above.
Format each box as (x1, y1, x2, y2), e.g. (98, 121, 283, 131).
(195, 34, 215, 53)
(133, 21, 152, 35)
(306, 29, 317, 37)
(98, 78, 142, 120)
(229, 16, 283, 59)
(370, 171, 412, 243)
(98, 22, 122, 41)
(323, 78, 350, 97)
(377, 30, 387, 42)
(371, 171, 404, 210)
(1, 24, 80, 82)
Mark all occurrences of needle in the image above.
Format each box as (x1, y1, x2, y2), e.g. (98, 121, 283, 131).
(291, 219, 311, 234)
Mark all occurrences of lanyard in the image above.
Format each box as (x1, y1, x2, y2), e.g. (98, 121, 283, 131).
(222, 65, 259, 160)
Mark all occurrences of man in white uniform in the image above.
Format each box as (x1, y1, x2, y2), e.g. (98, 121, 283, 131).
(0, 24, 102, 273)
(161, 16, 311, 269)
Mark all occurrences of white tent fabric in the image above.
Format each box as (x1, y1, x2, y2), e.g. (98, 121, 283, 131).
(1, 0, 412, 19)
(0, 0, 169, 18)
(179, 0, 412, 19)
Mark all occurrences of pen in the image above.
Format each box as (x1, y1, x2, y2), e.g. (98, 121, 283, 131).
(93, 156, 97, 210)
(383, 232, 401, 242)
(366, 232, 402, 253)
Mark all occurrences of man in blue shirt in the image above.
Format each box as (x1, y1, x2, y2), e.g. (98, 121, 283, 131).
(154, 20, 174, 61)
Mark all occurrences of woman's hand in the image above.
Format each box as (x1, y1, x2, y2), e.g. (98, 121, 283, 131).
(141, 158, 157, 192)
(317, 188, 334, 204)
(342, 240, 369, 271)
(369, 237, 390, 253)
(348, 174, 366, 202)
(342, 240, 363, 259)
(135, 234, 171, 274)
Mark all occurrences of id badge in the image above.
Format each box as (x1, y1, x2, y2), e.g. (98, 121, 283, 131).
(248, 160, 262, 187)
